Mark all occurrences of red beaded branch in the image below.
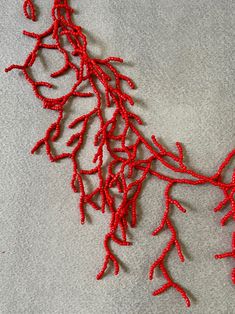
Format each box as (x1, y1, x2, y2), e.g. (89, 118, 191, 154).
(5, 0, 235, 307)
(215, 232, 235, 284)
(23, 0, 36, 21)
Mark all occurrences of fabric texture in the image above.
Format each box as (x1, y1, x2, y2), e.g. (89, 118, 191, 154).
(0, 0, 234, 313)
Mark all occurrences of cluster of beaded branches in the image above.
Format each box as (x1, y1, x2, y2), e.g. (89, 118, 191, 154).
(5, 0, 235, 307)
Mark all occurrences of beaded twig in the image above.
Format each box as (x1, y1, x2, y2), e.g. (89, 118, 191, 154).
(23, 0, 36, 21)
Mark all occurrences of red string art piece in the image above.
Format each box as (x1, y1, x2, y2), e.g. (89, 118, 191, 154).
(6, 0, 235, 307)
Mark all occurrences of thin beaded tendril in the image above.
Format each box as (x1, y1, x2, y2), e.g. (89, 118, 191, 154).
(23, 0, 36, 21)
(5, 0, 235, 307)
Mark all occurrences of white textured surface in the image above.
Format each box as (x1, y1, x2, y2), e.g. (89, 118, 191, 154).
(0, 1, 234, 313)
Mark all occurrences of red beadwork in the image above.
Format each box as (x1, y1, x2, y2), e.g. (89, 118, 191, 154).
(23, 0, 36, 21)
(5, 0, 235, 307)
(215, 232, 235, 284)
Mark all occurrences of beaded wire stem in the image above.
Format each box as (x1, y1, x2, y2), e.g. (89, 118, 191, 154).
(5, 0, 235, 307)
